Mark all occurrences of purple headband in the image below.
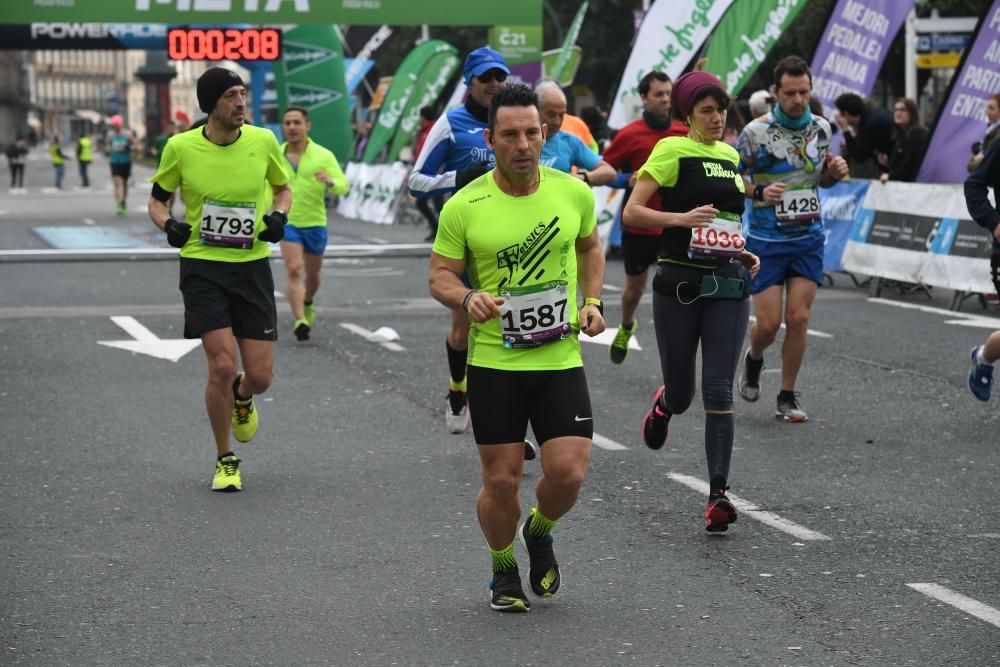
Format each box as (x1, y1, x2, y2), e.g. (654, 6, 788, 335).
(672, 71, 725, 118)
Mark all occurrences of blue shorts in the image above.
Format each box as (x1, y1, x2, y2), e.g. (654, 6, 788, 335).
(746, 233, 824, 295)
(283, 224, 328, 256)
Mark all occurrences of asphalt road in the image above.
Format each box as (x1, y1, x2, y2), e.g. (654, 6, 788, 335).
(2, 153, 999, 665)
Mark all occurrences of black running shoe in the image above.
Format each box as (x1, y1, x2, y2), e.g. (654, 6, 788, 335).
(294, 319, 311, 341)
(642, 385, 671, 450)
(519, 514, 560, 598)
(705, 488, 738, 533)
(490, 567, 530, 612)
(738, 352, 763, 402)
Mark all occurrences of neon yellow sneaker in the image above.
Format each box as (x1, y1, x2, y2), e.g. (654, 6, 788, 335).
(232, 372, 258, 443)
(304, 302, 316, 327)
(212, 454, 241, 492)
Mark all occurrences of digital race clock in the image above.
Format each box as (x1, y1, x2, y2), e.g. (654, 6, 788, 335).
(167, 28, 281, 61)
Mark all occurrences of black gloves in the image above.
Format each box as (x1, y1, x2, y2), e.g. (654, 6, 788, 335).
(163, 218, 192, 248)
(258, 210, 287, 243)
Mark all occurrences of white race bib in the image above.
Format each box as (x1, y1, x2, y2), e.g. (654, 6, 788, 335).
(774, 184, 820, 231)
(688, 211, 745, 259)
(499, 281, 570, 349)
(199, 199, 257, 249)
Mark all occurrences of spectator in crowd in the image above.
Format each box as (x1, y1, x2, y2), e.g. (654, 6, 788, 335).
(413, 106, 444, 241)
(6, 135, 28, 190)
(969, 92, 1000, 173)
(880, 97, 929, 184)
(723, 99, 749, 146)
(77, 133, 93, 187)
(49, 134, 66, 189)
(580, 105, 610, 151)
(834, 92, 893, 179)
(748, 89, 774, 118)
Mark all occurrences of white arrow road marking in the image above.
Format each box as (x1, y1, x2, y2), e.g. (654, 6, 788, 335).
(340, 322, 405, 351)
(907, 583, 1000, 628)
(592, 432, 627, 450)
(98, 316, 201, 362)
(580, 326, 642, 350)
(748, 315, 833, 339)
(667, 473, 832, 541)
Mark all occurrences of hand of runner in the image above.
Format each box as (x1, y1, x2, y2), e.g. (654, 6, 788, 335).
(826, 155, 849, 181)
(763, 182, 786, 204)
(683, 204, 718, 228)
(466, 292, 504, 323)
(163, 218, 191, 248)
(258, 210, 287, 243)
(314, 169, 333, 186)
(738, 250, 761, 278)
(579, 304, 605, 337)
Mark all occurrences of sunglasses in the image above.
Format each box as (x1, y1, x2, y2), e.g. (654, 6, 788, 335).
(477, 69, 508, 84)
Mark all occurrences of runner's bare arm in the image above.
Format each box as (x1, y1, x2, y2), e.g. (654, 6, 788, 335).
(575, 228, 606, 336)
(148, 194, 171, 231)
(580, 159, 617, 186)
(429, 252, 504, 323)
(271, 182, 292, 213)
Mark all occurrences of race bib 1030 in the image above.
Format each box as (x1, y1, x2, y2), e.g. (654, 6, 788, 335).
(688, 211, 745, 259)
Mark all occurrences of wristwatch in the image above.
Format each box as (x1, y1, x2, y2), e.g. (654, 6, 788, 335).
(584, 297, 603, 315)
(580, 170, 590, 185)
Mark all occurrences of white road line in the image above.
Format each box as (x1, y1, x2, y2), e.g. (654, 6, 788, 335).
(82, 218, 95, 225)
(869, 297, 1000, 330)
(907, 583, 1000, 628)
(363, 237, 389, 245)
(748, 315, 833, 339)
(602, 283, 623, 292)
(580, 326, 642, 350)
(592, 432, 628, 450)
(339, 322, 405, 352)
(667, 473, 832, 541)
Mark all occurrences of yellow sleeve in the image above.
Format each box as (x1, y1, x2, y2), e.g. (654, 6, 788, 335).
(325, 150, 349, 196)
(432, 198, 467, 260)
(636, 139, 679, 188)
(264, 133, 291, 187)
(150, 140, 180, 192)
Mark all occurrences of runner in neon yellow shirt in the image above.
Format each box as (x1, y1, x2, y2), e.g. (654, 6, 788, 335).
(429, 83, 606, 613)
(148, 67, 292, 492)
(279, 106, 349, 341)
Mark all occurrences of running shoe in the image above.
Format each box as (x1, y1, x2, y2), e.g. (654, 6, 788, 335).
(609, 321, 636, 365)
(212, 454, 242, 492)
(519, 513, 560, 598)
(232, 372, 259, 442)
(304, 302, 316, 328)
(490, 567, 530, 612)
(115, 203, 126, 216)
(642, 385, 671, 450)
(293, 318, 310, 341)
(446, 388, 469, 434)
(969, 345, 993, 401)
(775, 392, 808, 423)
(523, 439, 538, 461)
(738, 351, 763, 402)
(705, 488, 737, 532)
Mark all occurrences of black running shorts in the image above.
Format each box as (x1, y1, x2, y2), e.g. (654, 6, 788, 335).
(110, 162, 131, 180)
(179, 257, 277, 340)
(466, 365, 593, 445)
(622, 230, 662, 276)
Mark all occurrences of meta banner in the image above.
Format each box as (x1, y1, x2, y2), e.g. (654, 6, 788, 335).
(609, 0, 734, 129)
(918, 0, 1000, 183)
(0, 0, 541, 25)
(809, 0, 915, 113)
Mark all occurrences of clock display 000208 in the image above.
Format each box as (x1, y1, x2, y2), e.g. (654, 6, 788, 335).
(167, 28, 282, 61)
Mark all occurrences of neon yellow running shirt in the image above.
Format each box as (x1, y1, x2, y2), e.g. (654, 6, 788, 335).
(280, 138, 349, 228)
(433, 167, 597, 371)
(151, 125, 291, 263)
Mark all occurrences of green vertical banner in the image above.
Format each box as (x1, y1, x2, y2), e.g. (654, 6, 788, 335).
(362, 40, 453, 164)
(703, 0, 810, 96)
(550, 1, 588, 85)
(386, 45, 461, 162)
(274, 25, 352, 162)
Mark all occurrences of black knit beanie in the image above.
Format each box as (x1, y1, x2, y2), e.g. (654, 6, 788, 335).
(197, 67, 245, 114)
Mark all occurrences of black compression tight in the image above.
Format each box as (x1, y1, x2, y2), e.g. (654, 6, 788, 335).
(652, 273, 749, 485)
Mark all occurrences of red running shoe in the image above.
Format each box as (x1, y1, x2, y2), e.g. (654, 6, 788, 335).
(642, 385, 671, 450)
(705, 488, 738, 533)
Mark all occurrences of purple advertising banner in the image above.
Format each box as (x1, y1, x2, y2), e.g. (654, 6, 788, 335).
(810, 0, 914, 119)
(918, 1, 1000, 183)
